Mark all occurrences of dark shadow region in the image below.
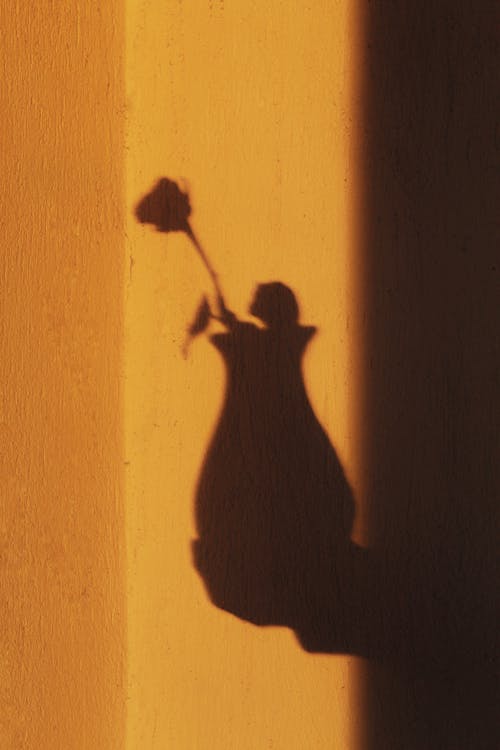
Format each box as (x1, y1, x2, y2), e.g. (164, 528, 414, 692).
(191, 283, 379, 656)
(359, 3, 499, 748)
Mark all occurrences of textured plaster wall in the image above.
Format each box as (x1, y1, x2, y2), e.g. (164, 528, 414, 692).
(0, 3, 125, 748)
(358, 4, 499, 748)
(2, 4, 495, 749)
(125, 2, 364, 749)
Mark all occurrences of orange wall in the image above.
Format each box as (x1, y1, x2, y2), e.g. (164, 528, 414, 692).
(126, 2, 365, 748)
(0, 4, 126, 747)
(3, 5, 493, 749)
(0, 3, 365, 746)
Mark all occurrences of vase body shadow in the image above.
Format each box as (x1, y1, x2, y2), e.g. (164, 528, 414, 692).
(192, 321, 357, 641)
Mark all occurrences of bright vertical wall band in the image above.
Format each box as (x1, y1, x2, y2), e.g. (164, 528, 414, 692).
(126, 2, 364, 749)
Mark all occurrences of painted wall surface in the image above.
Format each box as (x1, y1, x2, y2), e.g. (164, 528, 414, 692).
(0, 4, 125, 748)
(358, 4, 499, 748)
(126, 2, 365, 749)
(3, 3, 495, 749)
